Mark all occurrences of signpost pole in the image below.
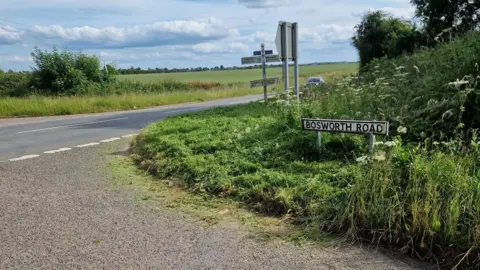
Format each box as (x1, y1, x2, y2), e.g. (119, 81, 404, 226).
(317, 132, 322, 153)
(293, 23, 299, 101)
(281, 22, 289, 94)
(369, 134, 376, 153)
(261, 44, 267, 102)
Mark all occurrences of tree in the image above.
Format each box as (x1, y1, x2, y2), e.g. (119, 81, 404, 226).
(220, 65, 224, 70)
(352, 11, 422, 68)
(411, 0, 480, 37)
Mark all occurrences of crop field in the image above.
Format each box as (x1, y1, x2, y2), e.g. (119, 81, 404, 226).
(117, 63, 359, 84)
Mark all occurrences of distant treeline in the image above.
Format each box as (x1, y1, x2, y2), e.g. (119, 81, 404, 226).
(115, 61, 358, 75)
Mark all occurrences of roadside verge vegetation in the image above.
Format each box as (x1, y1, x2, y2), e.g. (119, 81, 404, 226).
(0, 47, 261, 117)
(131, 31, 480, 268)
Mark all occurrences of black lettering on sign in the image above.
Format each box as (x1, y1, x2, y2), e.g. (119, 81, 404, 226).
(305, 121, 311, 129)
(334, 123, 340, 131)
(345, 123, 352, 131)
(340, 122, 346, 131)
(322, 122, 329, 130)
(377, 124, 383, 133)
(356, 124, 361, 132)
(369, 124, 375, 133)
(362, 124, 369, 132)
(329, 122, 335, 130)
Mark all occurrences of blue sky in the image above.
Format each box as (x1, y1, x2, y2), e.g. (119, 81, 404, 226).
(0, 0, 415, 71)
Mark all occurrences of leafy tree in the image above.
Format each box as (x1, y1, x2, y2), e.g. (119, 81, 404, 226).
(30, 47, 106, 94)
(352, 11, 423, 68)
(106, 64, 117, 75)
(411, 0, 480, 37)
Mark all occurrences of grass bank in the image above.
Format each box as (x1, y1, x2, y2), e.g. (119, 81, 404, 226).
(0, 87, 262, 117)
(131, 101, 480, 268)
(130, 32, 480, 268)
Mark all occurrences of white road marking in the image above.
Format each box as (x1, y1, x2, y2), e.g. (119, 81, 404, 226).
(75, 142, 100, 148)
(100, 137, 120, 143)
(9, 155, 40, 161)
(44, 148, 72, 154)
(16, 117, 129, 134)
(168, 108, 195, 113)
(121, 134, 138, 138)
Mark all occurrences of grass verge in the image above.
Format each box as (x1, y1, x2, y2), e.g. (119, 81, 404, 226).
(106, 149, 330, 245)
(0, 87, 262, 117)
(130, 101, 480, 268)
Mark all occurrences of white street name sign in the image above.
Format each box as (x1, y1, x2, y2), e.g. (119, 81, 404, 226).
(302, 119, 389, 135)
(241, 55, 281, 65)
(250, 77, 280, 88)
(241, 56, 261, 65)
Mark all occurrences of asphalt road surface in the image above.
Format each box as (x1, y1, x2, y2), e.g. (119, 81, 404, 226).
(0, 140, 426, 269)
(0, 95, 264, 162)
(0, 96, 429, 269)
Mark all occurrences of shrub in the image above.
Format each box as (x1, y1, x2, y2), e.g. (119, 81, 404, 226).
(0, 72, 31, 97)
(29, 47, 109, 95)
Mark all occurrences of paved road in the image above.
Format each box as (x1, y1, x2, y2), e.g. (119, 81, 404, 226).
(0, 95, 264, 162)
(0, 141, 424, 269)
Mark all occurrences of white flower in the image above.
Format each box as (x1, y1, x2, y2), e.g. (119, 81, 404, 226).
(395, 66, 405, 70)
(356, 155, 368, 164)
(397, 126, 407, 134)
(385, 141, 397, 147)
(413, 65, 420, 73)
(374, 141, 384, 146)
(373, 151, 386, 161)
(448, 80, 469, 86)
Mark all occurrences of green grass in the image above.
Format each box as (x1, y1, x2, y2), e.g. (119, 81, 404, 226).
(0, 88, 262, 117)
(118, 63, 359, 84)
(130, 33, 480, 268)
(131, 101, 480, 268)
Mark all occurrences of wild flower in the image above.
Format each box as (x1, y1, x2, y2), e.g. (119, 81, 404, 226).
(356, 155, 368, 164)
(373, 151, 386, 161)
(395, 66, 405, 70)
(384, 141, 397, 147)
(448, 80, 469, 87)
(397, 126, 407, 134)
(413, 65, 420, 73)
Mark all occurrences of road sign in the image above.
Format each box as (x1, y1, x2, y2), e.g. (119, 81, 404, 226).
(250, 77, 280, 88)
(241, 56, 262, 65)
(301, 119, 389, 135)
(276, 21, 295, 60)
(241, 55, 280, 65)
(254, 50, 273, 56)
(275, 21, 299, 99)
(265, 54, 280, 63)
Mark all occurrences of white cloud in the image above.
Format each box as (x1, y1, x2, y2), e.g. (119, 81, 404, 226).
(0, 18, 236, 49)
(192, 42, 249, 54)
(238, 0, 294, 8)
(0, 27, 23, 45)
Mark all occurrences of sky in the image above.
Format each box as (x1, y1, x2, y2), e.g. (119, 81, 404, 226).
(0, 0, 415, 71)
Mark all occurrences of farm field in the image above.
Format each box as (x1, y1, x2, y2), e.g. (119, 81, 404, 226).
(117, 63, 359, 84)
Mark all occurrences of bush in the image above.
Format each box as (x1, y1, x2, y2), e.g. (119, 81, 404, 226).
(29, 47, 109, 95)
(316, 31, 480, 142)
(0, 72, 31, 97)
(352, 11, 425, 68)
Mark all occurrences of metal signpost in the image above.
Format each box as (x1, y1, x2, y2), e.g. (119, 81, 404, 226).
(241, 44, 281, 102)
(275, 21, 299, 101)
(301, 118, 390, 153)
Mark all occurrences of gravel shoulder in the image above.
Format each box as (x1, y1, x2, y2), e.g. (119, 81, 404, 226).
(0, 140, 429, 269)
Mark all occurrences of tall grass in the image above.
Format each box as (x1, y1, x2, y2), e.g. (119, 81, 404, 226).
(131, 32, 480, 267)
(0, 87, 262, 117)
